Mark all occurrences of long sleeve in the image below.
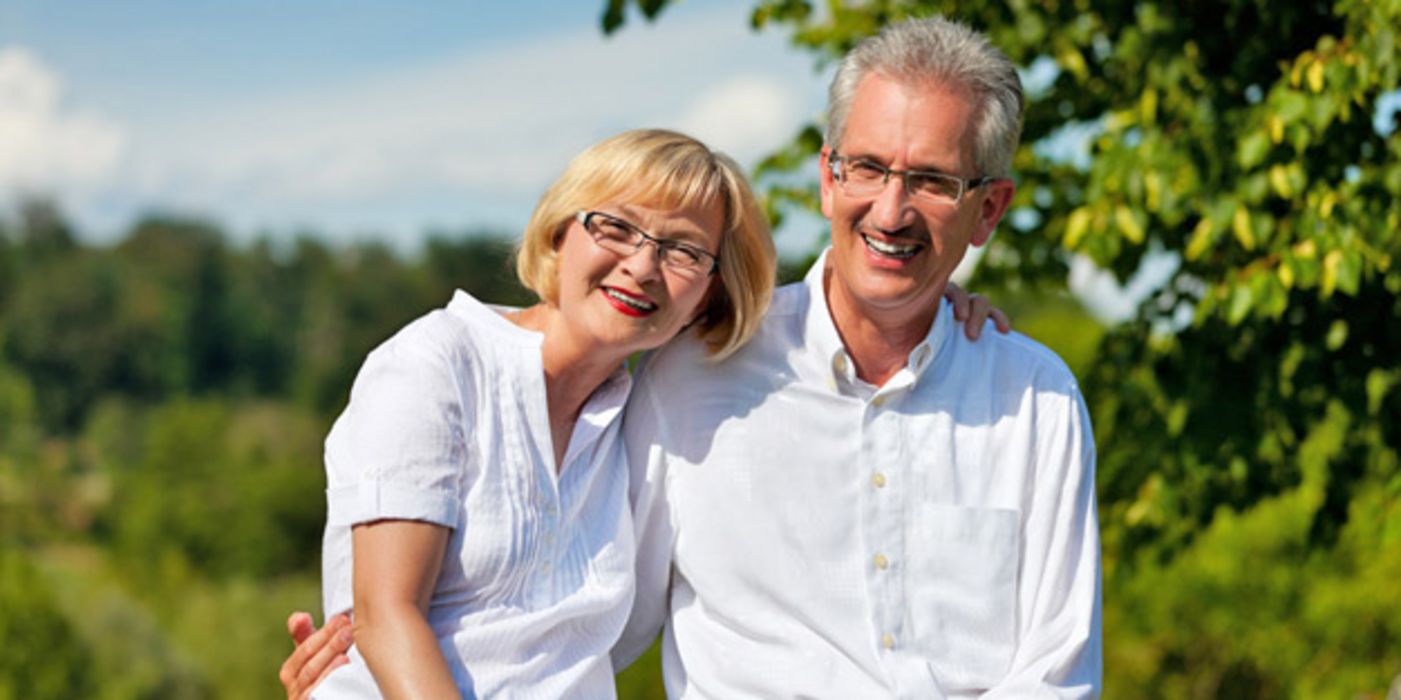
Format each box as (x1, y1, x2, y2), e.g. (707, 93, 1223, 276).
(981, 383, 1101, 698)
(611, 367, 676, 671)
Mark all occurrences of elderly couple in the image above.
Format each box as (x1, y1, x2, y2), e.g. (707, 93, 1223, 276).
(280, 15, 1100, 699)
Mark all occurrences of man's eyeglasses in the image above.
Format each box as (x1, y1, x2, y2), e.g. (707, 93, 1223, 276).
(576, 211, 719, 278)
(829, 153, 995, 204)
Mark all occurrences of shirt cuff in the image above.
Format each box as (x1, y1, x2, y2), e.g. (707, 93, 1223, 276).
(326, 480, 461, 528)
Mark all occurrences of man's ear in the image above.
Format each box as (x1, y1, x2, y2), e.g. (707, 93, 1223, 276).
(819, 146, 837, 220)
(971, 178, 1015, 247)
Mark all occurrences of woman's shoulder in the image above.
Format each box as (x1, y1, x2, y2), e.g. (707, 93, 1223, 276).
(372, 290, 530, 372)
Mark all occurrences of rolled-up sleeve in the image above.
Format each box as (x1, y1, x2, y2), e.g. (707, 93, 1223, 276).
(324, 332, 468, 530)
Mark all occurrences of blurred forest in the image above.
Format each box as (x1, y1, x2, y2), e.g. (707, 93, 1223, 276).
(4, 0, 1399, 698)
(0, 200, 547, 697)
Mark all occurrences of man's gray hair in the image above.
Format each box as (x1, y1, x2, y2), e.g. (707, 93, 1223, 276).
(826, 16, 1025, 178)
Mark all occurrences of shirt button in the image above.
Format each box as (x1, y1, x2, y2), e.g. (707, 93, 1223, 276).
(872, 395, 888, 407)
(874, 553, 889, 570)
(882, 633, 895, 650)
(872, 472, 887, 488)
(834, 355, 848, 372)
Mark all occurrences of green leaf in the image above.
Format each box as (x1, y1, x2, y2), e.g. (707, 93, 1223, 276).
(1115, 205, 1145, 245)
(1186, 218, 1216, 261)
(1227, 282, 1254, 325)
(1232, 206, 1257, 250)
(1336, 248, 1362, 296)
(601, 0, 626, 34)
(1238, 131, 1271, 169)
(1064, 207, 1093, 249)
(1366, 369, 1398, 415)
(1325, 319, 1348, 350)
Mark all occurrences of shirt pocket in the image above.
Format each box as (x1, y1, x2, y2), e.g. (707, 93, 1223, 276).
(905, 503, 1020, 691)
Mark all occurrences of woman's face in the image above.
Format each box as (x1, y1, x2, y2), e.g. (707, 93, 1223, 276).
(552, 198, 724, 357)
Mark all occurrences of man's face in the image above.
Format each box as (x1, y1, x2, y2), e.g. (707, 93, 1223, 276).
(819, 73, 1014, 325)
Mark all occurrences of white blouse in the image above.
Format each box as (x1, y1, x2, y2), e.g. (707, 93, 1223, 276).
(315, 290, 635, 699)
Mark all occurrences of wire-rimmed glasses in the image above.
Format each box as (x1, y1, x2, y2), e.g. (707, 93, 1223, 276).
(576, 210, 719, 278)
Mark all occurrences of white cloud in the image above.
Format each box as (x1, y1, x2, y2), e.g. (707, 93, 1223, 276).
(0, 46, 125, 191)
(108, 10, 823, 241)
(672, 74, 804, 164)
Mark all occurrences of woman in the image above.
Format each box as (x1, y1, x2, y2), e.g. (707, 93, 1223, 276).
(281, 129, 1006, 699)
(303, 129, 776, 698)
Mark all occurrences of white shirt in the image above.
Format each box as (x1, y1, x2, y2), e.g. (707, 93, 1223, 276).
(614, 251, 1101, 698)
(317, 290, 635, 700)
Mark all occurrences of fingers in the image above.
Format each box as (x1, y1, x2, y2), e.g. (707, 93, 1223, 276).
(280, 613, 353, 700)
(288, 611, 315, 644)
(990, 307, 1012, 334)
(945, 281, 971, 322)
(953, 292, 990, 340)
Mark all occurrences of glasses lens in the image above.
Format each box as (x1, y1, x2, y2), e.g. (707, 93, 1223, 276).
(907, 172, 963, 201)
(840, 159, 887, 195)
(660, 246, 707, 276)
(586, 214, 639, 254)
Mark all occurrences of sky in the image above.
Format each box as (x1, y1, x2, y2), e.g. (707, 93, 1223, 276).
(0, 0, 834, 257)
(13, 1, 1354, 320)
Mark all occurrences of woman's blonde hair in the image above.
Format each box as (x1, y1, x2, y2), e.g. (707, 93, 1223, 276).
(516, 129, 775, 361)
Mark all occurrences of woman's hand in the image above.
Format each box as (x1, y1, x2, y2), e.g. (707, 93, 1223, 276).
(279, 612, 352, 700)
(944, 282, 1011, 340)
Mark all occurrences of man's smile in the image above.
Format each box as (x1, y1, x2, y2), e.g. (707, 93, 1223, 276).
(861, 232, 924, 260)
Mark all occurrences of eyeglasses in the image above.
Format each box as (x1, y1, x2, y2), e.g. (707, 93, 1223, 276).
(829, 153, 994, 204)
(576, 211, 719, 278)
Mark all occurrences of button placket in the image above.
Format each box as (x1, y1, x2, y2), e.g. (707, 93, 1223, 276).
(863, 408, 907, 663)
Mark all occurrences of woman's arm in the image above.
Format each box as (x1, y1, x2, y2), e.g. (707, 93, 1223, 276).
(352, 519, 458, 700)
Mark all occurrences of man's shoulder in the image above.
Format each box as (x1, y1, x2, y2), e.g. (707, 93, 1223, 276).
(639, 281, 810, 381)
(943, 322, 1081, 397)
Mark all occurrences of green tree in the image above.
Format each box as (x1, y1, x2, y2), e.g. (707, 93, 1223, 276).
(0, 547, 96, 699)
(610, 1, 1401, 696)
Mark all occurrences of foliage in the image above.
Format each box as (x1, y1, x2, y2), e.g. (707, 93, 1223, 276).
(0, 205, 533, 697)
(0, 547, 95, 699)
(614, 0, 1401, 695)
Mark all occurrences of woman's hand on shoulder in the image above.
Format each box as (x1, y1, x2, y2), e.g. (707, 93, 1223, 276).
(944, 282, 1011, 340)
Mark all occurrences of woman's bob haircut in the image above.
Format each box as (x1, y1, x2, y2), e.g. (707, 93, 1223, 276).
(516, 129, 775, 361)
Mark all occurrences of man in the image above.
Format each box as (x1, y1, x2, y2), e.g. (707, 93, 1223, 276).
(611, 17, 1098, 697)
(284, 15, 1098, 698)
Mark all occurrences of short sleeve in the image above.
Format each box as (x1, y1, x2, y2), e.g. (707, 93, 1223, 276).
(323, 320, 470, 529)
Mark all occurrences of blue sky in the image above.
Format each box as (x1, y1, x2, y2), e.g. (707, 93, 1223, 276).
(17, 3, 1386, 319)
(0, 0, 833, 256)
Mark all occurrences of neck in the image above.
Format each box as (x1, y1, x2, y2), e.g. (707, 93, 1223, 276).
(822, 268, 941, 387)
(512, 304, 628, 467)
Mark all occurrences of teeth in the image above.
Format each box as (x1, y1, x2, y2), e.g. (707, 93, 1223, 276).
(604, 288, 657, 312)
(862, 234, 921, 259)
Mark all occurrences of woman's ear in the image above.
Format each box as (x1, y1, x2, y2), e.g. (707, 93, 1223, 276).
(551, 222, 569, 251)
(691, 279, 727, 330)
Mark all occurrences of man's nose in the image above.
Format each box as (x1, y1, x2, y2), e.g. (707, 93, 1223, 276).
(866, 174, 916, 231)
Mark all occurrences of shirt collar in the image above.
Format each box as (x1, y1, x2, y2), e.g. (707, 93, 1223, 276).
(801, 247, 955, 392)
(448, 288, 633, 424)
